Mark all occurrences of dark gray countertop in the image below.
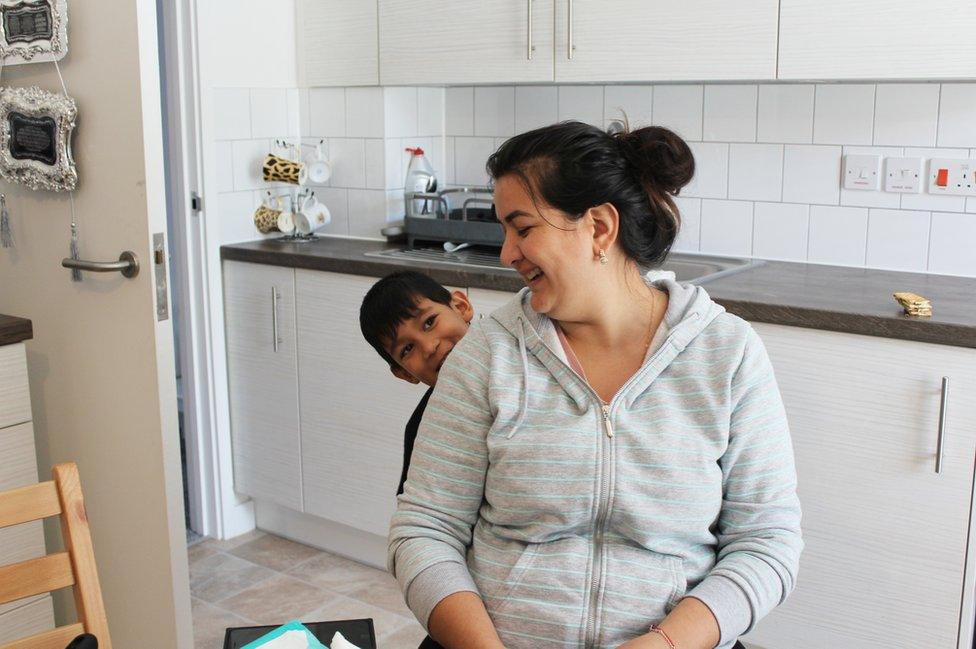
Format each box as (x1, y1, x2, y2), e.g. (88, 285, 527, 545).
(0, 314, 32, 346)
(221, 237, 976, 349)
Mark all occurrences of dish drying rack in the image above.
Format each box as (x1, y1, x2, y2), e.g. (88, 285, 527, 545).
(403, 186, 502, 248)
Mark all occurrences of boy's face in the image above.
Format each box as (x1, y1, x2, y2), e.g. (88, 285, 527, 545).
(387, 291, 474, 387)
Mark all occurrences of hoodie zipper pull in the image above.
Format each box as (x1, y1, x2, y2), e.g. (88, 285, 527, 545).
(601, 404, 614, 438)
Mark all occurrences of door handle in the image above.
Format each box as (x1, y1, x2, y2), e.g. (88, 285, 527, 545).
(935, 376, 949, 474)
(62, 251, 139, 278)
(567, 0, 575, 59)
(526, 0, 535, 60)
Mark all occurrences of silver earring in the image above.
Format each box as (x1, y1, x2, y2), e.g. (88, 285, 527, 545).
(599, 249, 608, 265)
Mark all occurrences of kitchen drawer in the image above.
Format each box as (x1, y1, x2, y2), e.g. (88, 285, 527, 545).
(0, 343, 31, 429)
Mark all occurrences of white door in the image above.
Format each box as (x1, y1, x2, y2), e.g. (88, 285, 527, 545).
(744, 324, 976, 649)
(296, 271, 426, 536)
(554, 0, 778, 82)
(778, 0, 976, 79)
(0, 0, 191, 646)
(379, 0, 555, 84)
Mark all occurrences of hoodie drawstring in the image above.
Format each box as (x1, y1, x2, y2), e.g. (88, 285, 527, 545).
(506, 317, 531, 439)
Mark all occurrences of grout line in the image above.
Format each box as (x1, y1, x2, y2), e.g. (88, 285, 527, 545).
(870, 83, 878, 146)
(935, 83, 943, 147)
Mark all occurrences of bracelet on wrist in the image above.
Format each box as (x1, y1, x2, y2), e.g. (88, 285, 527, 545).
(648, 624, 677, 649)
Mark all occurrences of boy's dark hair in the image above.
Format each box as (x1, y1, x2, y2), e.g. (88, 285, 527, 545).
(360, 270, 453, 367)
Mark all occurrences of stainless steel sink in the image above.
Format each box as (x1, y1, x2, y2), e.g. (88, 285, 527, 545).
(364, 247, 763, 284)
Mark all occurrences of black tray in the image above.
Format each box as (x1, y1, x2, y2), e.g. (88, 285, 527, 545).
(222, 618, 376, 649)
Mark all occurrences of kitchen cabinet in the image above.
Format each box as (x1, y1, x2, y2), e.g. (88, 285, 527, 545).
(743, 323, 976, 649)
(296, 0, 379, 86)
(378, 0, 555, 85)
(778, 0, 976, 80)
(223, 261, 303, 511)
(0, 339, 54, 640)
(296, 270, 425, 536)
(554, 0, 778, 82)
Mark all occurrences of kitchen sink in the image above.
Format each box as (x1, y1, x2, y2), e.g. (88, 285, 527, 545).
(364, 247, 763, 284)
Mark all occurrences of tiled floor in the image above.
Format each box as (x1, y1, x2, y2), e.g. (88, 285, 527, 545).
(188, 530, 427, 648)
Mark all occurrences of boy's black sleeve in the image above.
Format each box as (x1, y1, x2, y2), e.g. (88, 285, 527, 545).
(397, 387, 434, 496)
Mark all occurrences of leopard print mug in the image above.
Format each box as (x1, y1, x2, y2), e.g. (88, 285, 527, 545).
(263, 153, 308, 185)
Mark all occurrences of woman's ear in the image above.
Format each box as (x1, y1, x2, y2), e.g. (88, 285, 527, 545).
(450, 289, 476, 324)
(587, 202, 620, 256)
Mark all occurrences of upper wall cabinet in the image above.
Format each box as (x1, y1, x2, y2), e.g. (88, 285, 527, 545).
(379, 0, 555, 85)
(298, 0, 379, 86)
(778, 0, 976, 80)
(554, 0, 778, 82)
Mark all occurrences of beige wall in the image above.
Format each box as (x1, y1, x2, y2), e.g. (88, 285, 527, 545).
(0, 0, 191, 646)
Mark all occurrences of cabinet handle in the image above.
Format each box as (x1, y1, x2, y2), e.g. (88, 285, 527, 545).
(271, 286, 281, 352)
(935, 376, 949, 474)
(526, 0, 534, 60)
(567, 0, 575, 59)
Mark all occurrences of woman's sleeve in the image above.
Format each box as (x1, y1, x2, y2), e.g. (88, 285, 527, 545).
(387, 322, 495, 628)
(685, 326, 804, 646)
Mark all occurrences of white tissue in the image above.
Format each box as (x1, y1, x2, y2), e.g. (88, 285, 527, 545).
(329, 631, 362, 649)
(260, 630, 312, 649)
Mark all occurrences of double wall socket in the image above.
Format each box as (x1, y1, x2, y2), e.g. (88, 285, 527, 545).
(927, 158, 976, 196)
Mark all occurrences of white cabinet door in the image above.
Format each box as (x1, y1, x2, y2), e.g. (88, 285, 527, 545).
(223, 261, 303, 511)
(379, 0, 555, 85)
(296, 270, 426, 536)
(554, 0, 777, 82)
(744, 323, 976, 649)
(778, 0, 976, 80)
(297, 0, 378, 86)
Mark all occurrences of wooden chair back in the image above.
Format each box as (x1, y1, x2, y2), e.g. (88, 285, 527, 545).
(0, 462, 111, 649)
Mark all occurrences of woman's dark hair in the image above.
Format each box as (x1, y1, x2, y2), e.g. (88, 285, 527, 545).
(360, 270, 452, 367)
(486, 121, 694, 268)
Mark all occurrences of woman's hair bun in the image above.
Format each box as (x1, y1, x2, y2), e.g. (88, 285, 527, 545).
(616, 126, 695, 195)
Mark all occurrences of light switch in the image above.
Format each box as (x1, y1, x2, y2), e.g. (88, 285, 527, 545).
(884, 157, 923, 193)
(843, 154, 881, 191)
(927, 158, 976, 196)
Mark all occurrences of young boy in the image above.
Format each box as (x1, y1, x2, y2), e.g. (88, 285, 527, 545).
(359, 270, 475, 495)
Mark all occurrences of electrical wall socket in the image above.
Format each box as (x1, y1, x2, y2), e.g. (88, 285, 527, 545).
(927, 158, 976, 196)
(884, 157, 923, 193)
(843, 154, 881, 191)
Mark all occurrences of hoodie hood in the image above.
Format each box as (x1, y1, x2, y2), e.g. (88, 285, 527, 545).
(489, 277, 726, 436)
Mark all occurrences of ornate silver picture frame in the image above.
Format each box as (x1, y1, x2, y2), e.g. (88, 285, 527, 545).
(0, 0, 67, 65)
(0, 85, 77, 191)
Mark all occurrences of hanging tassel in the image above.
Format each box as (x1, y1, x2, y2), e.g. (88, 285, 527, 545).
(0, 194, 12, 249)
(69, 221, 81, 281)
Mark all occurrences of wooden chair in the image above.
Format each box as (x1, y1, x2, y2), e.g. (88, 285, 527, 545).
(0, 462, 111, 649)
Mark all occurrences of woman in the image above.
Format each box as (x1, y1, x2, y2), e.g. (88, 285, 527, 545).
(388, 122, 802, 649)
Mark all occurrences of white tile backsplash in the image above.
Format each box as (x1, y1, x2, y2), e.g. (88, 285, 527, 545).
(214, 88, 251, 141)
(782, 145, 841, 205)
(873, 84, 939, 147)
(813, 84, 875, 145)
(928, 211, 976, 276)
(699, 200, 753, 256)
(653, 85, 703, 141)
(703, 85, 757, 143)
(383, 87, 419, 138)
(314, 187, 350, 236)
(364, 139, 385, 190)
(347, 189, 388, 238)
(683, 142, 728, 199)
(558, 86, 604, 126)
(475, 86, 515, 137)
(672, 196, 701, 253)
(307, 88, 345, 137)
(753, 202, 809, 261)
(865, 209, 931, 272)
(446, 87, 474, 136)
(604, 85, 653, 128)
(216, 191, 265, 244)
(418, 88, 445, 137)
(454, 137, 495, 186)
(345, 87, 385, 138)
(808, 205, 868, 266)
(515, 86, 558, 134)
(757, 84, 814, 144)
(216, 141, 234, 192)
(249, 89, 289, 139)
(728, 143, 783, 202)
(937, 84, 976, 148)
(231, 139, 270, 191)
(328, 138, 366, 188)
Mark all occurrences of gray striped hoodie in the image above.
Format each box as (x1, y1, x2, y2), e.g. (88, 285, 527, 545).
(388, 278, 802, 649)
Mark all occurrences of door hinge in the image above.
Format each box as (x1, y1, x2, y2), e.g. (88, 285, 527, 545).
(190, 191, 202, 214)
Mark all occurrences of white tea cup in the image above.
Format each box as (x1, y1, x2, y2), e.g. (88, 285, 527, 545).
(301, 194, 332, 230)
(305, 141, 332, 185)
